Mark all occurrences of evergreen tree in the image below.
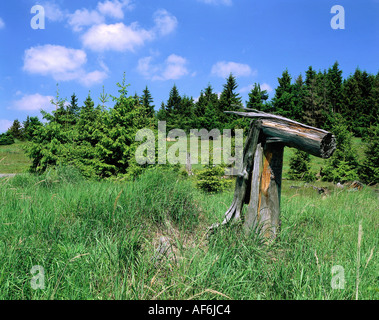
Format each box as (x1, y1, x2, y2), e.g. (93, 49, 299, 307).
(246, 83, 269, 111)
(370, 72, 379, 127)
(302, 67, 322, 127)
(23, 116, 42, 141)
(341, 68, 377, 136)
(359, 124, 379, 185)
(9, 119, 23, 140)
(99, 86, 110, 108)
(315, 70, 330, 129)
(291, 74, 305, 122)
(141, 86, 155, 117)
(68, 93, 80, 119)
(272, 69, 296, 119)
(156, 102, 167, 122)
(177, 95, 195, 132)
(77, 92, 102, 146)
(105, 74, 154, 178)
(326, 61, 343, 114)
(194, 84, 219, 130)
(164, 84, 182, 130)
(218, 74, 243, 128)
(288, 149, 315, 182)
(321, 116, 359, 183)
(305, 66, 316, 87)
(51, 84, 68, 125)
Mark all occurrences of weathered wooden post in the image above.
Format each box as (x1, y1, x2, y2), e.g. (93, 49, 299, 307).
(186, 152, 192, 175)
(210, 110, 336, 241)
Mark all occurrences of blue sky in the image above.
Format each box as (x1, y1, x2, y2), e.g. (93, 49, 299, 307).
(0, 0, 378, 132)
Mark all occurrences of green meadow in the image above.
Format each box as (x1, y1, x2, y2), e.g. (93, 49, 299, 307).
(0, 140, 377, 300)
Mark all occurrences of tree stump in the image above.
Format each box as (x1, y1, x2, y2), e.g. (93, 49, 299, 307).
(210, 110, 336, 241)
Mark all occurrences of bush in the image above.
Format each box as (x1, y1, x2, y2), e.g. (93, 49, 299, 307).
(196, 165, 233, 193)
(0, 132, 15, 145)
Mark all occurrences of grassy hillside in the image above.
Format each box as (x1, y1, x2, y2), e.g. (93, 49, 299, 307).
(0, 166, 377, 300)
(0, 140, 31, 173)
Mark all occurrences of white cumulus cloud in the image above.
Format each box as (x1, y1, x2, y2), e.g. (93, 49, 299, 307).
(0, 17, 5, 29)
(81, 70, 109, 87)
(67, 8, 105, 32)
(41, 2, 66, 22)
(97, 0, 133, 19)
(10, 94, 55, 112)
(23, 45, 108, 86)
(23, 45, 87, 77)
(66, 0, 135, 32)
(137, 54, 189, 81)
(153, 9, 178, 36)
(82, 22, 154, 52)
(261, 83, 273, 93)
(211, 61, 255, 78)
(81, 9, 177, 52)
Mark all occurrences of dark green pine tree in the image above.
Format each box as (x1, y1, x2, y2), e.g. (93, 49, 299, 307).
(321, 115, 359, 183)
(340, 69, 366, 135)
(133, 93, 141, 106)
(177, 95, 195, 132)
(51, 84, 68, 125)
(141, 86, 155, 117)
(164, 84, 182, 130)
(68, 93, 80, 118)
(302, 67, 322, 127)
(369, 72, 379, 127)
(305, 66, 316, 87)
(218, 73, 243, 128)
(9, 119, 23, 140)
(156, 102, 167, 122)
(359, 71, 376, 131)
(23, 116, 42, 141)
(288, 149, 315, 182)
(291, 74, 306, 122)
(77, 92, 102, 146)
(246, 83, 269, 111)
(272, 69, 296, 119)
(326, 61, 343, 115)
(195, 84, 219, 130)
(359, 124, 379, 185)
(315, 70, 330, 129)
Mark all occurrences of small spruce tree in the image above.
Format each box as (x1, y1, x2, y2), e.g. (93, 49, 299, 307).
(288, 149, 316, 182)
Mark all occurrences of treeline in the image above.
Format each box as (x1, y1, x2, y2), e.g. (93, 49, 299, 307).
(4, 62, 379, 183)
(155, 61, 378, 136)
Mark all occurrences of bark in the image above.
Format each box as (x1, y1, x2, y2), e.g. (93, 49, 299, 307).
(225, 110, 336, 158)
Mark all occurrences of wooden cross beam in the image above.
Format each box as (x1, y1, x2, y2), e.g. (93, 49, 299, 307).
(210, 110, 336, 241)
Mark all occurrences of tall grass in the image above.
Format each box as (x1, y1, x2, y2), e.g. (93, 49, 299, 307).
(0, 166, 377, 300)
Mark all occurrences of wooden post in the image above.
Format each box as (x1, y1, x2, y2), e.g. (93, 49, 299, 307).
(209, 110, 337, 241)
(186, 152, 192, 175)
(243, 141, 284, 240)
(220, 120, 262, 225)
(244, 143, 263, 232)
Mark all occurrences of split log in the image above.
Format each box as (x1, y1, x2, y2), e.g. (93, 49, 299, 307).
(208, 120, 262, 231)
(225, 111, 336, 158)
(209, 110, 337, 241)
